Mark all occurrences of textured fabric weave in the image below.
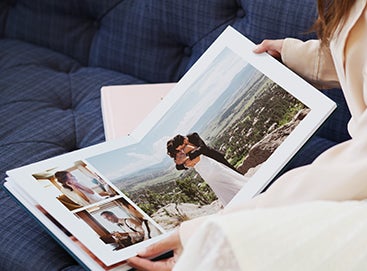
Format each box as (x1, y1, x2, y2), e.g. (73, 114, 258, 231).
(0, 0, 352, 270)
(2, 0, 123, 65)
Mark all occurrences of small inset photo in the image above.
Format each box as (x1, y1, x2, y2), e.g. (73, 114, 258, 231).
(32, 161, 119, 210)
(75, 197, 164, 251)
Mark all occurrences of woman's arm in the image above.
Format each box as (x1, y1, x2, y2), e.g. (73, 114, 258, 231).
(254, 38, 340, 89)
(282, 38, 340, 89)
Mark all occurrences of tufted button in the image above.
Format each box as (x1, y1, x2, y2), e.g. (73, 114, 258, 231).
(93, 20, 100, 29)
(236, 8, 246, 18)
(183, 46, 192, 57)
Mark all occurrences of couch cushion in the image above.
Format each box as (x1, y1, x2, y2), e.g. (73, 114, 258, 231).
(316, 89, 352, 143)
(234, 0, 317, 42)
(0, 38, 144, 270)
(1, 0, 123, 65)
(90, 0, 241, 82)
(90, 0, 318, 83)
(0, 193, 85, 271)
(0, 39, 143, 179)
(1, 0, 319, 83)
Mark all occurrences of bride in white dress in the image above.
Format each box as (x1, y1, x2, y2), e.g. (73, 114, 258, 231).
(175, 143, 248, 206)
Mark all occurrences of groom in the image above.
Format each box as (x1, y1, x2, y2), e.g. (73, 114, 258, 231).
(167, 132, 242, 174)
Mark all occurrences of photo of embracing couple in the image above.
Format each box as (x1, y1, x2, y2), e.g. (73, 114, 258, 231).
(166, 132, 247, 206)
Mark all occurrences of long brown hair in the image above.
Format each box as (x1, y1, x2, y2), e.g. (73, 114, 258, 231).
(313, 0, 356, 45)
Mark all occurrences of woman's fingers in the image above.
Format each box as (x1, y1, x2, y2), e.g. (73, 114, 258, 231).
(253, 39, 283, 59)
(127, 256, 176, 271)
(127, 231, 182, 271)
(139, 231, 181, 258)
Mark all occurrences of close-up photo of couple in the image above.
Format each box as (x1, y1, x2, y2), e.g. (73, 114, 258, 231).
(166, 132, 246, 206)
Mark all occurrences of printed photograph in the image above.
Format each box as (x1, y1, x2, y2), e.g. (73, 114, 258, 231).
(75, 198, 164, 251)
(86, 47, 309, 230)
(32, 161, 119, 210)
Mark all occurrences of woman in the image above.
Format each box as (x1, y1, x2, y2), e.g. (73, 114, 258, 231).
(128, 1, 367, 270)
(55, 171, 105, 205)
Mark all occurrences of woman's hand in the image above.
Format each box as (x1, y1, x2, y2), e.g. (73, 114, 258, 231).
(253, 39, 284, 60)
(127, 230, 182, 271)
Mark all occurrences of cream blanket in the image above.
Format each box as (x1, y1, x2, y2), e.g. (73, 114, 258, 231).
(174, 201, 367, 271)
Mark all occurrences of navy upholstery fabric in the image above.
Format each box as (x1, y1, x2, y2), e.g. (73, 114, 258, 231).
(2, 0, 123, 65)
(316, 89, 352, 143)
(0, 0, 351, 270)
(281, 88, 352, 172)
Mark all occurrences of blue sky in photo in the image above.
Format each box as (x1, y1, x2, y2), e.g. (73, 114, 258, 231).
(86, 47, 249, 181)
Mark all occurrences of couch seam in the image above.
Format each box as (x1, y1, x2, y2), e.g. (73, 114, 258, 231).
(67, 72, 78, 150)
(96, 0, 125, 22)
(0, 4, 11, 37)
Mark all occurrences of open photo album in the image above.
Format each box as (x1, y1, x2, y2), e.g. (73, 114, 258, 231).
(3, 26, 336, 271)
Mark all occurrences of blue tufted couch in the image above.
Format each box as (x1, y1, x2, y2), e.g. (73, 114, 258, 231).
(0, 0, 351, 270)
